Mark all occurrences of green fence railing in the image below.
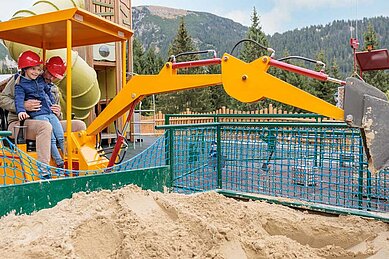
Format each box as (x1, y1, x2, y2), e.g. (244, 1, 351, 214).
(156, 121, 389, 219)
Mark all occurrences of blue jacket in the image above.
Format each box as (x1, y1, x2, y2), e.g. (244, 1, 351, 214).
(15, 75, 56, 118)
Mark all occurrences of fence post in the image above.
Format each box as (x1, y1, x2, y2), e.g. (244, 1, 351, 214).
(167, 128, 174, 190)
(357, 131, 364, 209)
(217, 124, 222, 189)
(164, 115, 172, 189)
(313, 127, 319, 167)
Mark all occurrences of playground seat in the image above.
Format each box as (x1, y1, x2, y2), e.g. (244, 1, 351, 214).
(0, 108, 8, 131)
(0, 108, 37, 151)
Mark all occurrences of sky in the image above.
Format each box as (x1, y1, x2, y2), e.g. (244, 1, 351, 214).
(1, 0, 388, 35)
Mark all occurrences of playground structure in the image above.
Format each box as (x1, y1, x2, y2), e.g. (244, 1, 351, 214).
(0, 5, 388, 221)
(4, 0, 132, 137)
(4, 0, 100, 121)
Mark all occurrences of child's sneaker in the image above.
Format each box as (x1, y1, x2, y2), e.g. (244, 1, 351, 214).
(40, 170, 51, 180)
(53, 162, 64, 177)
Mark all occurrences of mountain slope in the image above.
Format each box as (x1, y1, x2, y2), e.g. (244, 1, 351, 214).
(269, 16, 389, 74)
(132, 6, 247, 58)
(0, 5, 388, 77)
(133, 6, 389, 75)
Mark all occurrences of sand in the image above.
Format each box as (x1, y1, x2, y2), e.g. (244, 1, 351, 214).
(0, 185, 388, 259)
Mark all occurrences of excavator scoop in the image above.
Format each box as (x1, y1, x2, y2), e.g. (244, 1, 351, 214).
(343, 77, 389, 173)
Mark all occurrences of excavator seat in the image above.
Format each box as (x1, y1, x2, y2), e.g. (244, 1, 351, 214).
(0, 108, 7, 131)
(0, 108, 37, 151)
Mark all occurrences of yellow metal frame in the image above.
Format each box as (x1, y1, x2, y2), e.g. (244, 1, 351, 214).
(0, 8, 133, 49)
(87, 54, 343, 137)
(76, 53, 343, 169)
(0, 7, 133, 170)
(222, 54, 344, 120)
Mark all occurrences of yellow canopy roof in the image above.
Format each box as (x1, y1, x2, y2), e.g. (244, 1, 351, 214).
(0, 8, 133, 49)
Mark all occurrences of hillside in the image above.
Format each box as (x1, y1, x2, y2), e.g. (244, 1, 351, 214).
(132, 6, 247, 58)
(133, 6, 389, 75)
(0, 6, 388, 76)
(269, 16, 389, 74)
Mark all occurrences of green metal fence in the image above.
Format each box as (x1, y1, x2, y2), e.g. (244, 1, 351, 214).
(157, 116, 389, 216)
(1, 113, 388, 220)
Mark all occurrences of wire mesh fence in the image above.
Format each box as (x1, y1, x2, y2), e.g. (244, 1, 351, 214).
(161, 122, 389, 213)
(0, 116, 388, 215)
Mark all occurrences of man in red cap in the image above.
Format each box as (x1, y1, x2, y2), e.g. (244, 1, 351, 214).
(0, 51, 86, 167)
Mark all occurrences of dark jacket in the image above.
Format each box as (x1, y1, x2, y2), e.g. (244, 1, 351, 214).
(15, 75, 55, 118)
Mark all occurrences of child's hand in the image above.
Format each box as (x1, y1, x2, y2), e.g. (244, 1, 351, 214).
(18, 112, 30, 121)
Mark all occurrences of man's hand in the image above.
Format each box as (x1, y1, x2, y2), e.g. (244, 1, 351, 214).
(51, 104, 62, 117)
(18, 112, 30, 121)
(24, 99, 41, 112)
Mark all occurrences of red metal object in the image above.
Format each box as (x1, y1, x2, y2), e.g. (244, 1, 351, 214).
(350, 38, 359, 75)
(171, 58, 222, 69)
(350, 38, 359, 50)
(64, 161, 79, 175)
(355, 49, 389, 72)
(107, 99, 139, 167)
(108, 134, 125, 168)
(269, 58, 329, 81)
(269, 58, 346, 85)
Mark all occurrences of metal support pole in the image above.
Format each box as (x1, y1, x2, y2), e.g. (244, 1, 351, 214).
(66, 20, 73, 170)
(217, 124, 222, 189)
(358, 131, 364, 209)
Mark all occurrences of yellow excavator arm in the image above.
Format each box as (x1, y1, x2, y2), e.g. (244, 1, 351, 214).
(86, 67, 222, 136)
(75, 53, 389, 172)
(86, 54, 344, 136)
(74, 53, 354, 170)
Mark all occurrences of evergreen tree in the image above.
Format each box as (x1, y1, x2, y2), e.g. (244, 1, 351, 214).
(138, 46, 165, 115)
(132, 38, 145, 74)
(168, 18, 196, 61)
(230, 7, 269, 111)
(143, 46, 164, 75)
(207, 64, 231, 110)
(132, 37, 165, 115)
(327, 58, 342, 105)
(363, 22, 379, 50)
(240, 7, 269, 62)
(156, 17, 212, 114)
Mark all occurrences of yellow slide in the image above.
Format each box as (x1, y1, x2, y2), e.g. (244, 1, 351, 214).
(4, 0, 100, 120)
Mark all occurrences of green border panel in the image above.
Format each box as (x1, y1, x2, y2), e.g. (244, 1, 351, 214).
(0, 166, 170, 217)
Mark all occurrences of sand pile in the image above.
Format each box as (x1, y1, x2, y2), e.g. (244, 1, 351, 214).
(0, 185, 388, 258)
